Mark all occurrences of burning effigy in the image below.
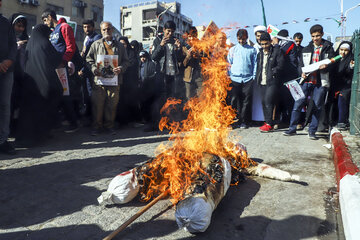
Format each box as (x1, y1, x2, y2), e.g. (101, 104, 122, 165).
(99, 23, 299, 239)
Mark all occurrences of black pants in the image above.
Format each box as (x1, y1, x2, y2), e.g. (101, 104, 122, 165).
(260, 84, 278, 126)
(230, 81, 253, 125)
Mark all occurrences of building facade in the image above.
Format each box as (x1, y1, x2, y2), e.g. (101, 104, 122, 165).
(120, 0, 192, 50)
(0, 0, 104, 47)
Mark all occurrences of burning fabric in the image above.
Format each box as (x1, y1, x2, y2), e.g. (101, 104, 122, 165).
(99, 25, 299, 239)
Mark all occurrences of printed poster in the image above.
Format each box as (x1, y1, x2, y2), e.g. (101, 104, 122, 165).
(55, 67, 70, 96)
(284, 79, 305, 101)
(95, 55, 118, 86)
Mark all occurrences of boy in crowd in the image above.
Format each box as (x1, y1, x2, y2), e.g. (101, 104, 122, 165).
(227, 29, 257, 129)
(255, 32, 284, 132)
(151, 20, 182, 99)
(284, 24, 335, 139)
(293, 32, 304, 60)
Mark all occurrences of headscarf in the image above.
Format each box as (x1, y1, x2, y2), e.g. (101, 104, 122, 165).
(336, 41, 354, 74)
(24, 24, 63, 98)
(9, 14, 29, 41)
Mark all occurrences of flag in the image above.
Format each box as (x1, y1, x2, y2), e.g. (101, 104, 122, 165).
(331, 18, 342, 27)
(267, 24, 280, 37)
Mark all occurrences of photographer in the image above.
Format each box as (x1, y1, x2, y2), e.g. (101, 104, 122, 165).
(151, 20, 182, 99)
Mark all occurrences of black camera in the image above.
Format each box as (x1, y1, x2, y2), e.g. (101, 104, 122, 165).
(167, 36, 175, 44)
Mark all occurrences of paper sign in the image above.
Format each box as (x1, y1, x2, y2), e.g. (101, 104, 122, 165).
(95, 55, 118, 86)
(267, 24, 280, 37)
(284, 79, 305, 101)
(201, 21, 219, 39)
(55, 68, 70, 96)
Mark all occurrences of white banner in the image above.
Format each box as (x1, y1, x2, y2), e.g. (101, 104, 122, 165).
(55, 67, 70, 96)
(284, 79, 305, 101)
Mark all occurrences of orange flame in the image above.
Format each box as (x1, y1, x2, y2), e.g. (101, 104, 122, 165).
(140, 29, 256, 204)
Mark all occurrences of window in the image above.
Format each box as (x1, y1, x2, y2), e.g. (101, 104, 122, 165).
(72, 6, 84, 18)
(92, 6, 102, 22)
(46, 4, 64, 15)
(143, 26, 156, 39)
(143, 9, 156, 20)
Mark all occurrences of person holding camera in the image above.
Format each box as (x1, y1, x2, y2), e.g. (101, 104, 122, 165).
(151, 20, 182, 99)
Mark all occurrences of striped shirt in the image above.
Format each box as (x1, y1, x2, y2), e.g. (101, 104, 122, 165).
(308, 44, 323, 84)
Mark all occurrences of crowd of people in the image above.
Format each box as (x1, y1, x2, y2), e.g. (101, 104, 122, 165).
(0, 3, 355, 155)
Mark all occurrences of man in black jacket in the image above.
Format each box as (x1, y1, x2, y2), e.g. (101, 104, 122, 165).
(0, 0, 17, 155)
(284, 24, 335, 140)
(255, 32, 284, 132)
(151, 20, 182, 99)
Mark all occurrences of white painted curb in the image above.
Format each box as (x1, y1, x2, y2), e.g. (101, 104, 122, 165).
(339, 174, 360, 240)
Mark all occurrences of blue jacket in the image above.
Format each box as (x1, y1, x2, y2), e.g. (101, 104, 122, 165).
(227, 43, 257, 83)
(83, 31, 102, 58)
(49, 19, 76, 63)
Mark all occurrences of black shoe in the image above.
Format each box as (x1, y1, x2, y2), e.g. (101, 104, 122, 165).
(283, 129, 297, 136)
(308, 132, 317, 140)
(0, 141, 16, 155)
(240, 123, 249, 129)
(64, 124, 79, 133)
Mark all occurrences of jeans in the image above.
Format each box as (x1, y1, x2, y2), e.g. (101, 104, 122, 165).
(289, 83, 327, 133)
(338, 93, 350, 124)
(0, 72, 14, 144)
(185, 77, 203, 100)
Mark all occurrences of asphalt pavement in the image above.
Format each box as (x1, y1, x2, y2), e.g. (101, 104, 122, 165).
(0, 125, 345, 240)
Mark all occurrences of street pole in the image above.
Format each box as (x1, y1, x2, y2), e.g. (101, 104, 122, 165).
(340, 0, 344, 37)
(260, 0, 267, 27)
(343, 3, 360, 37)
(156, 5, 173, 36)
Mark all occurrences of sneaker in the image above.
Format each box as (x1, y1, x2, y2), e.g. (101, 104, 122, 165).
(337, 123, 347, 131)
(296, 124, 303, 130)
(308, 132, 317, 140)
(283, 129, 297, 136)
(259, 123, 273, 132)
(64, 124, 79, 133)
(0, 141, 16, 155)
(240, 123, 248, 129)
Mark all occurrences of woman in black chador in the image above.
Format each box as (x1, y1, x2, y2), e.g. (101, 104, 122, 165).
(16, 24, 63, 146)
(9, 14, 29, 134)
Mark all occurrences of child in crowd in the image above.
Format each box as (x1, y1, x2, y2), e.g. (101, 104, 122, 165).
(333, 41, 354, 130)
(255, 32, 284, 132)
(284, 24, 335, 140)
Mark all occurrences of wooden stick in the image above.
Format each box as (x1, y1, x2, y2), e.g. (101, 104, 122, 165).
(103, 190, 170, 240)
